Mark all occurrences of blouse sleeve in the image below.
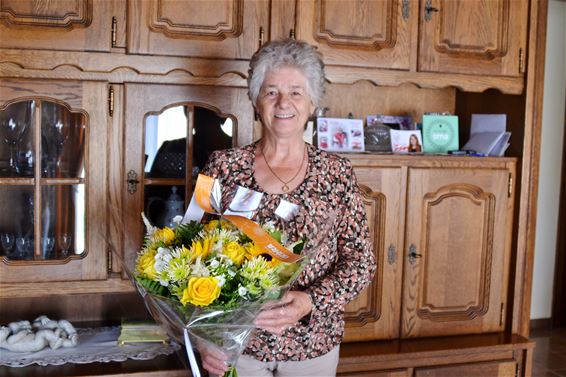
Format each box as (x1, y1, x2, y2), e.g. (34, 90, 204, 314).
(303, 160, 376, 316)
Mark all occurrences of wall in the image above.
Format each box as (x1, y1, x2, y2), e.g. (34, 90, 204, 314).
(531, 0, 566, 320)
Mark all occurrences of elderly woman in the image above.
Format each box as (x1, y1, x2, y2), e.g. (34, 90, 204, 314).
(201, 38, 376, 376)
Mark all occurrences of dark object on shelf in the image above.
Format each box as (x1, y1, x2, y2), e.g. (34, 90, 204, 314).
(149, 138, 186, 178)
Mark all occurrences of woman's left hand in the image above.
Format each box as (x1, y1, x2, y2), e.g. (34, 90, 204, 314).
(254, 291, 312, 335)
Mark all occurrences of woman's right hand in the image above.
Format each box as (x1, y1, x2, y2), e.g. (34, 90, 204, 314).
(198, 343, 229, 376)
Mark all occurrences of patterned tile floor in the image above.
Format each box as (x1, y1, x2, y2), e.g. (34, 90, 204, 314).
(532, 327, 566, 377)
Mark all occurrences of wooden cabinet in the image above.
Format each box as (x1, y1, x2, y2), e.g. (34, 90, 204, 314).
(0, 78, 109, 283)
(344, 157, 516, 341)
(127, 0, 269, 60)
(418, 0, 528, 76)
(291, 0, 527, 81)
(0, 0, 548, 376)
(415, 359, 517, 377)
(294, 0, 417, 70)
(0, 0, 124, 52)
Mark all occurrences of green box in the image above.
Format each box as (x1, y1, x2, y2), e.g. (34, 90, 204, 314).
(422, 115, 459, 153)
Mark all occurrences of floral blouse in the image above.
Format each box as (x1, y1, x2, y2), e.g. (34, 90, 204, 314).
(203, 141, 376, 362)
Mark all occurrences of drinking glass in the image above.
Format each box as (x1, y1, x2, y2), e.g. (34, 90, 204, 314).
(42, 236, 55, 259)
(0, 233, 15, 256)
(14, 236, 33, 260)
(59, 233, 72, 257)
(1, 102, 32, 175)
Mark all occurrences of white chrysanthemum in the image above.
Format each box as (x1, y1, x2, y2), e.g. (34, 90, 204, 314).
(238, 286, 248, 297)
(154, 247, 172, 274)
(216, 275, 226, 287)
(210, 258, 220, 268)
(191, 257, 210, 277)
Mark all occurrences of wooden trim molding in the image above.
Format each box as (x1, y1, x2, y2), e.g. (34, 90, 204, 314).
(0, 48, 525, 94)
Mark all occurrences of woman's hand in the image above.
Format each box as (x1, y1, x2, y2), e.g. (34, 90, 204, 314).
(254, 291, 313, 335)
(198, 343, 229, 376)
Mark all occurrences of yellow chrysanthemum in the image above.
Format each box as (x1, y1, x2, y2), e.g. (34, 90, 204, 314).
(191, 237, 214, 259)
(136, 249, 157, 279)
(180, 276, 220, 306)
(245, 243, 263, 260)
(223, 241, 246, 266)
(153, 227, 175, 245)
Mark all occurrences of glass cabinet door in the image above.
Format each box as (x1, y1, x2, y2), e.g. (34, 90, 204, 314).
(122, 83, 253, 268)
(0, 78, 108, 283)
(143, 105, 232, 229)
(0, 100, 86, 261)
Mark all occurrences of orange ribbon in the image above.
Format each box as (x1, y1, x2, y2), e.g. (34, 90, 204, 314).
(194, 174, 300, 263)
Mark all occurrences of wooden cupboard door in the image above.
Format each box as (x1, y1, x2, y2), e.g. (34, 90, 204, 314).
(127, 0, 269, 60)
(401, 167, 512, 338)
(0, 79, 109, 282)
(415, 360, 517, 377)
(418, 0, 528, 76)
(294, 0, 417, 70)
(0, 0, 123, 52)
(122, 83, 253, 269)
(344, 166, 405, 341)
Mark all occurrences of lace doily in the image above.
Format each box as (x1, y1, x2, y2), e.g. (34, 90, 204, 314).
(0, 326, 181, 368)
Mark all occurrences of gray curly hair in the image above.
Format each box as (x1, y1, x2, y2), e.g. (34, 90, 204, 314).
(247, 38, 326, 108)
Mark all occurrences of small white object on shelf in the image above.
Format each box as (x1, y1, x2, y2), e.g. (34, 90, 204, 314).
(0, 315, 78, 353)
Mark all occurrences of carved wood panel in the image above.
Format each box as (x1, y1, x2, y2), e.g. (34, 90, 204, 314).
(434, 0, 509, 58)
(295, 0, 416, 70)
(314, 0, 395, 50)
(0, 0, 120, 52)
(148, 0, 243, 40)
(344, 166, 404, 342)
(128, 0, 268, 61)
(418, 0, 527, 76)
(0, 0, 92, 28)
(344, 185, 385, 326)
(417, 183, 495, 321)
(402, 167, 512, 338)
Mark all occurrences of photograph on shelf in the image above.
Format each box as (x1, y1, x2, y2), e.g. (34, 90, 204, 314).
(367, 114, 413, 130)
(317, 117, 364, 152)
(390, 130, 423, 153)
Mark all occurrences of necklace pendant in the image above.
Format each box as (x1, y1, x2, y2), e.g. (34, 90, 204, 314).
(282, 184, 290, 192)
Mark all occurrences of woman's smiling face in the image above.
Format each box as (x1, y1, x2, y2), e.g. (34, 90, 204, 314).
(256, 66, 315, 140)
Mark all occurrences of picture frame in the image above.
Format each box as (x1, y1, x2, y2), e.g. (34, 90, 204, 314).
(317, 117, 365, 152)
(390, 130, 423, 153)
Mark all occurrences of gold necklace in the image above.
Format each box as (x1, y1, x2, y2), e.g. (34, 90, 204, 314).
(260, 144, 307, 193)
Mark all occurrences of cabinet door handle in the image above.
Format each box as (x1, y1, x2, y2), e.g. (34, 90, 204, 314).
(387, 244, 397, 265)
(127, 170, 140, 194)
(424, 0, 439, 21)
(408, 244, 422, 264)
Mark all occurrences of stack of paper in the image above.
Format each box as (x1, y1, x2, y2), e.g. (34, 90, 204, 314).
(118, 320, 168, 345)
(462, 114, 511, 156)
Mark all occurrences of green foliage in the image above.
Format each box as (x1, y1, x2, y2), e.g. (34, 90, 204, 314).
(135, 275, 169, 297)
(174, 221, 203, 247)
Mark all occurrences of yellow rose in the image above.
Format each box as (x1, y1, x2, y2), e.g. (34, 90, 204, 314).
(203, 220, 220, 232)
(137, 249, 157, 279)
(181, 277, 220, 306)
(223, 241, 246, 266)
(153, 227, 175, 245)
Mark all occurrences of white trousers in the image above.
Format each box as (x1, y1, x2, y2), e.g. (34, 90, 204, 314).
(233, 346, 340, 377)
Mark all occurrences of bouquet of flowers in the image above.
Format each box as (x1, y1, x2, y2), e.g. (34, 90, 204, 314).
(126, 175, 334, 377)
